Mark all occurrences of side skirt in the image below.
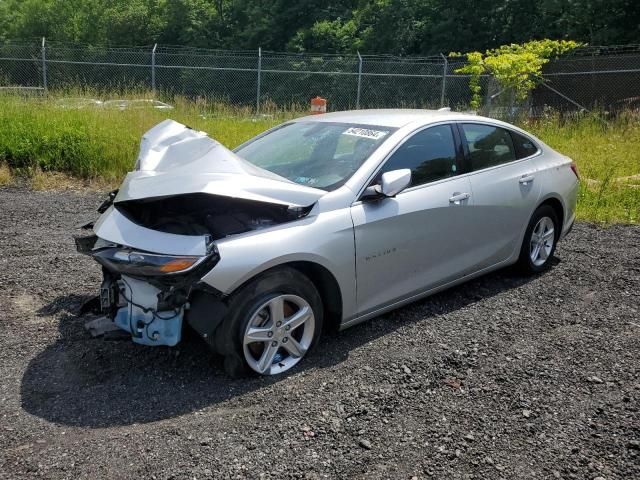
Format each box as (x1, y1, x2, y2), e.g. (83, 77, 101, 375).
(339, 258, 514, 331)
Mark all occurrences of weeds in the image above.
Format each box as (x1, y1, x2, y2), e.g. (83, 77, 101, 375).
(522, 110, 640, 223)
(0, 91, 291, 182)
(0, 92, 637, 223)
(0, 162, 12, 186)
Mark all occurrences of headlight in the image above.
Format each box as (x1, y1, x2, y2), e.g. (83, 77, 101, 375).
(93, 248, 205, 276)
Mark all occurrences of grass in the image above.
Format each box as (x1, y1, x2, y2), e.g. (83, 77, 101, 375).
(0, 92, 637, 223)
(0, 162, 13, 186)
(0, 92, 292, 182)
(522, 111, 640, 223)
(30, 169, 118, 191)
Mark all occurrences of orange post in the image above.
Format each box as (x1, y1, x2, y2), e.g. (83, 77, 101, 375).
(310, 96, 327, 114)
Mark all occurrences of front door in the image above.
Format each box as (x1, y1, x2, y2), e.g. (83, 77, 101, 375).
(350, 124, 477, 316)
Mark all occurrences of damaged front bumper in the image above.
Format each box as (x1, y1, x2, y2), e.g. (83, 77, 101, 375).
(76, 234, 220, 346)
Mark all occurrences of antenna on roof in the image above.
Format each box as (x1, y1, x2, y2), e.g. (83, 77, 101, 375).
(437, 107, 451, 112)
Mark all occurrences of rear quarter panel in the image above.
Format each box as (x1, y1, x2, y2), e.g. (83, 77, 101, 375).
(532, 145, 579, 236)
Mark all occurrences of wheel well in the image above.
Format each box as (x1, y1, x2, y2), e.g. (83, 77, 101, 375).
(287, 261, 343, 333)
(539, 197, 564, 231)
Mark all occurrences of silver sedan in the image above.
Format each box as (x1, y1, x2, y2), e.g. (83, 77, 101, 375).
(77, 109, 579, 376)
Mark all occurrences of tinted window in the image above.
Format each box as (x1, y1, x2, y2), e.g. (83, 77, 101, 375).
(379, 125, 458, 187)
(461, 124, 516, 171)
(511, 131, 539, 159)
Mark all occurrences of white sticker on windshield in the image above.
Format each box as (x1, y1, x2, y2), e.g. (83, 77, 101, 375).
(344, 127, 389, 140)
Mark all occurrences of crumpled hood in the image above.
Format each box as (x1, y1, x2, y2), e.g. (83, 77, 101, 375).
(113, 119, 326, 207)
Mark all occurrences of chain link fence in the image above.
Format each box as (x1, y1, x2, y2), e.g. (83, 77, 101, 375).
(1, 39, 639, 114)
(533, 45, 640, 112)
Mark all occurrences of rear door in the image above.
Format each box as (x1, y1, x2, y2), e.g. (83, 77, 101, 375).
(458, 123, 542, 270)
(351, 123, 477, 316)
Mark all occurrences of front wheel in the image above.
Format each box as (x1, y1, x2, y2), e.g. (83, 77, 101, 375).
(212, 267, 323, 377)
(517, 205, 559, 273)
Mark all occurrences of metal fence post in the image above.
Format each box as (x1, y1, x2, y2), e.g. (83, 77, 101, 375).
(356, 51, 363, 109)
(41, 37, 47, 91)
(151, 43, 157, 93)
(256, 47, 262, 114)
(440, 53, 448, 107)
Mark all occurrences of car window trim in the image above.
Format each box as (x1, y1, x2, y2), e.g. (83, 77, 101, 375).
(457, 121, 542, 174)
(352, 171, 468, 206)
(354, 121, 463, 202)
(454, 123, 471, 174)
(508, 129, 542, 160)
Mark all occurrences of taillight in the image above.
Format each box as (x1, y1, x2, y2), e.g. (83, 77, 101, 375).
(570, 161, 579, 179)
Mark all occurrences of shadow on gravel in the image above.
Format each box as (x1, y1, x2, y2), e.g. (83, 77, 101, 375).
(20, 265, 548, 428)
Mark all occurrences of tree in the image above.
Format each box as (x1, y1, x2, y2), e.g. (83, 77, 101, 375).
(0, 0, 638, 54)
(451, 39, 582, 110)
(288, 19, 360, 53)
(102, 1, 167, 45)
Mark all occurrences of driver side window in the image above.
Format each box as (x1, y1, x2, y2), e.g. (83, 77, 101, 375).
(378, 124, 458, 187)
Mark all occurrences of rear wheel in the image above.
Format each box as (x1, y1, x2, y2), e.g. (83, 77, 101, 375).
(517, 205, 559, 273)
(212, 267, 323, 377)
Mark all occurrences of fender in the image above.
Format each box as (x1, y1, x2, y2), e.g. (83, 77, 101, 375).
(200, 208, 357, 321)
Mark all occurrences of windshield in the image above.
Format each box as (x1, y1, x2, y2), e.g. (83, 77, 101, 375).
(235, 122, 396, 191)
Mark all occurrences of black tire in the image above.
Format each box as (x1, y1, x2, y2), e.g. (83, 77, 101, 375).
(211, 267, 323, 377)
(517, 205, 560, 274)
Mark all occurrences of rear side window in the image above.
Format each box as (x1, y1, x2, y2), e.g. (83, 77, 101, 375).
(379, 124, 458, 187)
(461, 124, 516, 171)
(510, 131, 539, 159)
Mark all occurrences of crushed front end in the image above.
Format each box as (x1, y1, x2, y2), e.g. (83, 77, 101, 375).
(73, 119, 321, 348)
(76, 233, 219, 346)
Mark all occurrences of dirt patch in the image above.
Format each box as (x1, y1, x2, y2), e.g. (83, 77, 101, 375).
(0, 185, 638, 479)
(11, 293, 43, 316)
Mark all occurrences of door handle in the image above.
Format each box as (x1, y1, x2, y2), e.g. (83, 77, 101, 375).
(449, 192, 471, 204)
(519, 175, 535, 185)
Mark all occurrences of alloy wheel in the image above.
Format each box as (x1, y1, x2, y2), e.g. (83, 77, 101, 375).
(529, 216, 555, 267)
(242, 294, 315, 375)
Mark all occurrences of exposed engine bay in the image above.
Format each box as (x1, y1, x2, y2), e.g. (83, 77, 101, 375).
(115, 192, 312, 238)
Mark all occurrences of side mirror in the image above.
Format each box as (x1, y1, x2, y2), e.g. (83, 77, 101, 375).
(363, 169, 412, 199)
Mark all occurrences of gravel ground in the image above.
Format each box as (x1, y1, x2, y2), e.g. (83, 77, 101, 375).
(0, 185, 638, 480)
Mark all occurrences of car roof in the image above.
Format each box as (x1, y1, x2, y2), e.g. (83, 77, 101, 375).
(293, 108, 485, 128)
